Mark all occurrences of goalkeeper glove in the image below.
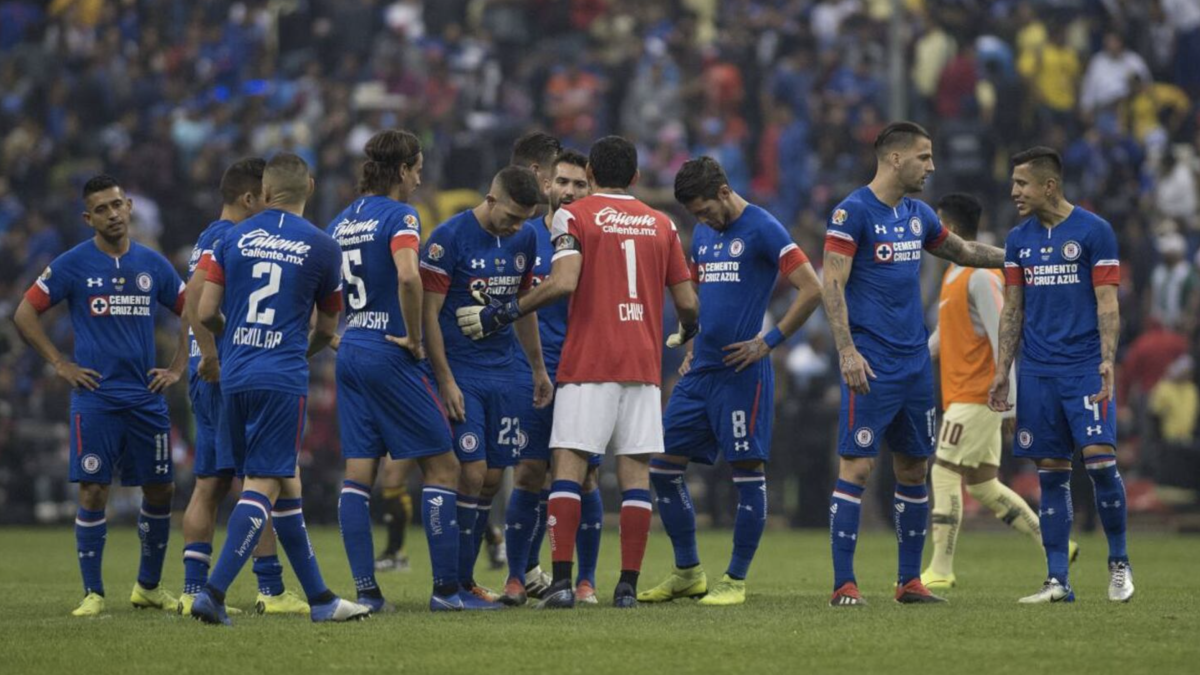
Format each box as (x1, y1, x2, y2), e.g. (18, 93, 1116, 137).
(665, 321, 699, 348)
(456, 289, 522, 340)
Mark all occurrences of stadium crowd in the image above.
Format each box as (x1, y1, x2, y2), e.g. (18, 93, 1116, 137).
(1, 0, 1198, 528)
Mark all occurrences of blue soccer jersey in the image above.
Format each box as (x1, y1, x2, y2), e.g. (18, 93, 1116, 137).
(25, 239, 186, 411)
(1003, 206, 1120, 377)
(204, 209, 343, 396)
(418, 210, 537, 373)
(513, 216, 569, 377)
(690, 204, 808, 372)
(824, 187, 948, 357)
(187, 219, 235, 375)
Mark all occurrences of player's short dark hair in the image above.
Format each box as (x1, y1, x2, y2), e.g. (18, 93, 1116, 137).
(1011, 146, 1063, 181)
(511, 131, 562, 169)
(494, 166, 540, 208)
(82, 174, 122, 200)
(936, 193, 983, 240)
(219, 157, 266, 205)
(588, 136, 638, 189)
(360, 129, 422, 195)
(874, 121, 932, 157)
(554, 149, 588, 172)
(263, 152, 311, 204)
(673, 156, 729, 204)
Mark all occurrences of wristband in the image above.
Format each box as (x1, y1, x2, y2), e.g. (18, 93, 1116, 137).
(763, 327, 785, 349)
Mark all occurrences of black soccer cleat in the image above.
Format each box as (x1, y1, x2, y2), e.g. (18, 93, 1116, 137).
(613, 582, 638, 609)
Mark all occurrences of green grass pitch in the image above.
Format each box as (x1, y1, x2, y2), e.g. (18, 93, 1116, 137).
(1, 526, 1196, 674)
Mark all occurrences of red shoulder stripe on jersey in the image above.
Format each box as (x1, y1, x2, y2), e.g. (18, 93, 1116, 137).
(1003, 262, 1024, 287)
(318, 290, 343, 313)
(203, 258, 226, 286)
(419, 263, 450, 294)
(924, 227, 950, 251)
(24, 282, 52, 313)
(519, 270, 534, 291)
(779, 244, 808, 277)
(1092, 261, 1120, 287)
(390, 231, 419, 254)
(824, 232, 857, 256)
(173, 290, 186, 317)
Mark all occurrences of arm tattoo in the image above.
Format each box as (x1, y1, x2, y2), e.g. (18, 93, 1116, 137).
(1096, 288, 1120, 363)
(996, 285, 1024, 373)
(935, 233, 1006, 268)
(822, 253, 855, 351)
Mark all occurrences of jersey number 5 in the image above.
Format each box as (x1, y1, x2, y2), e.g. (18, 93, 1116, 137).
(341, 250, 367, 310)
(246, 261, 281, 325)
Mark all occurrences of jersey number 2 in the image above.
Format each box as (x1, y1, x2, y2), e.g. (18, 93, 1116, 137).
(246, 261, 281, 325)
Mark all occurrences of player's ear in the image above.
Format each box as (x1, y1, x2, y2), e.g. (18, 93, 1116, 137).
(306, 176, 315, 199)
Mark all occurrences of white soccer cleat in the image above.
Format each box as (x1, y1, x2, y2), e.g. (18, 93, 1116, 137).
(1018, 578, 1075, 604)
(1107, 561, 1134, 602)
(310, 597, 371, 623)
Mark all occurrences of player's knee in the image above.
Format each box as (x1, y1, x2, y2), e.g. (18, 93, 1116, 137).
(964, 479, 996, 501)
(78, 482, 109, 510)
(893, 460, 928, 486)
(1080, 443, 1115, 458)
(191, 475, 231, 504)
(730, 460, 765, 473)
(514, 460, 548, 492)
(458, 461, 486, 494)
(581, 465, 601, 493)
(963, 464, 998, 486)
(421, 451, 460, 489)
(838, 457, 873, 485)
(142, 482, 174, 506)
(344, 458, 378, 487)
(1035, 458, 1071, 471)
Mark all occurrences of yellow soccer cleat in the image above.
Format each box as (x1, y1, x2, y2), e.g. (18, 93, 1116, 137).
(256, 590, 310, 615)
(920, 569, 957, 591)
(71, 592, 106, 617)
(131, 583, 179, 611)
(178, 592, 242, 616)
(636, 566, 707, 603)
(697, 575, 746, 606)
(1069, 540, 1080, 565)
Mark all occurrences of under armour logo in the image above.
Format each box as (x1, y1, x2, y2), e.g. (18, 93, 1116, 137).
(470, 258, 485, 269)
(155, 465, 169, 474)
(1101, 500, 1122, 509)
(874, 224, 887, 235)
(735, 441, 749, 452)
(698, 245, 708, 255)
(1086, 425, 1102, 436)
(87, 277, 103, 287)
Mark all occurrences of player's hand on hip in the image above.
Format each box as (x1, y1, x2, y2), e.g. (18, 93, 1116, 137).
(438, 378, 467, 422)
(198, 355, 220, 383)
(329, 334, 341, 352)
(1091, 360, 1114, 405)
(678, 350, 693, 376)
(722, 336, 770, 372)
(839, 347, 875, 395)
(385, 334, 426, 361)
(56, 361, 101, 391)
(666, 321, 699, 348)
(988, 371, 1012, 412)
(147, 368, 181, 393)
(532, 371, 554, 409)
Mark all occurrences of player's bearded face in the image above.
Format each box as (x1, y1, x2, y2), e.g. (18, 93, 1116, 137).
(899, 139, 935, 193)
(83, 187, 131, 240)
(549, 165, 589, 212)
(685, 197, 729, 230)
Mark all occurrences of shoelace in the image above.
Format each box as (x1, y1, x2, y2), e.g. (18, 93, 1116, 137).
(1111, 564, 1128, 587)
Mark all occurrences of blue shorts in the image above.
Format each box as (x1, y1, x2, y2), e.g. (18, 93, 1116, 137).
(663, 361, 774, 465)
(223, 389, 307, 478)
(454, 373, 530, 468)
(337, 344, 453, 461)
(837, 348, 936, 458)
(189, 376, 233, 477)
(519, 375, 602, 467)
(69, 402, 173, 486)
(1015, 371, 1116, 460)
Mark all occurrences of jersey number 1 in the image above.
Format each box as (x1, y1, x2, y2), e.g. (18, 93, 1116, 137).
(246, 261, 281, 325)
(621, 239, 638, 299)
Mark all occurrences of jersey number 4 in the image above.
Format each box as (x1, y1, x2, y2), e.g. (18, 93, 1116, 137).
(246, 261, 281, 325)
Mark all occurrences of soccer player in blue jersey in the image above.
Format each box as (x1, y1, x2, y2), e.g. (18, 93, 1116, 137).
(638, 157, 822, 606)
(419, 166, 553, 609)
(328, 130, 465, 612)
(178, 158, 308, 617)
(13, 175, 189, 617)
(989, 147, 1133, 604)
(822, 122, 1005, 606)
(190, 153, 368, 625)
(500, 147, 606, 606)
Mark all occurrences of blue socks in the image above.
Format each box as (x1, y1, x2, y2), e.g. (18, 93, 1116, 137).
(730, 470, 767, 580)
(649, 459, 699, 568)
(576, 488, 603, 585)
(528, 489, 550, 570)
(456, 494, 479, 585)
(422, 487, 459, 594)
(830, 480, 864, 590)
(253, 554, 285, 596)
(183, 542, 213, 595)
(208, 491, 272, 595)
(893, 483, 929, 585)
(1085, 454, 1128, 563)
(1038, 469, 1074, 584)
(271, 498, 330, 602)
(75, 507, 107, 596)
(338, 479, 377, 594)
(136, 501, 171, 589)
(505, 488, 542, 584)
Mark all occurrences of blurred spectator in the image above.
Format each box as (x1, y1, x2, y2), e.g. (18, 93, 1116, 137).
(1147, 231, 1200, 334)
(1079, 32, 1151, 114)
